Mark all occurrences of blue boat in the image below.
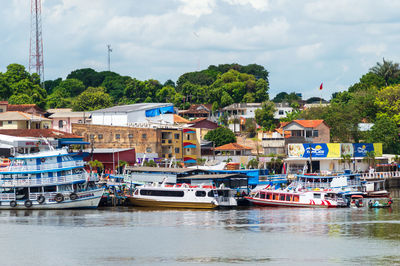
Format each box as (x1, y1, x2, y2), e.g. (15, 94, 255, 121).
(0, 148, 103, 209)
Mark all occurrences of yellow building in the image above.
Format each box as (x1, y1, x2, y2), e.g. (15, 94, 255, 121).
(0, 111, 51, 129)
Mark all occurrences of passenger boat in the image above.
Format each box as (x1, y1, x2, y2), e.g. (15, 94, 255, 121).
(368, 198, 393, 208)
(245, 188, 338, 208)
(127, 181, 237, 209)
(0, 148, 103, 209)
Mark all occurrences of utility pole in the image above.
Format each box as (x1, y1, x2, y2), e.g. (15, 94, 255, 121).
(107, 44, 112, 71)
(29, 0, 44, 85)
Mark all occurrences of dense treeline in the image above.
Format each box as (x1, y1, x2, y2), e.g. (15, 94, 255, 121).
(0, 59, 399, 153)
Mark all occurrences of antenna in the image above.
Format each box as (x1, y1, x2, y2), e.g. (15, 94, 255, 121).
(107, 44, 112, 71)
(29, 0, 44, 85)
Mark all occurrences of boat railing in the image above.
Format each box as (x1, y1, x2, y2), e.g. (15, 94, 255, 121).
(0, 173, 87, 187)
(3, 161, 85, 172)
(360, 171, 400, 179)
(0, 193, 16, 201)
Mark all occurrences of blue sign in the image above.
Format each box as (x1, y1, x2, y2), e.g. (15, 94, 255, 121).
(353, 143, 374, 157)
(303, 143, 329, 158)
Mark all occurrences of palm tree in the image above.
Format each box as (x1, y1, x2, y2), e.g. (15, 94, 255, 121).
(370, 58, 400, 86)
(340, 154, 352, 170)
(363, 151, 376, 168)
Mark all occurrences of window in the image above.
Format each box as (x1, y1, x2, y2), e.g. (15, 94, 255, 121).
(44, 186, 57, 192)
(175, 148, 180, 153)
(313, 130, 319, 137)
(278, 110, 284, 115)
(187, 135, 191, 140)
(174, 133, 180, 139)
(195, 191, 206, 197)
(7, 121, 12, 124)
(139, 189, 184, 197)
(146, 147, 152, 153)
(58, 120, 64, 129)
(78, 120, 83, 124)
(29, 187, 42, 193)
(142, 133, 147, 139)
(115, 134, 120, 139)
(267, 193, 272, 200)
(279, 195, 285, 201)
(260, 192, 266, 199)
(313, 193, 321, 199)
(292, 130, 302, 137)
(128, 134, 134, 139)
(0, 109, 3, 112)
(306, 130, 313, 137)
(89, 134, 95, 140)
(285, 195, 291, 201)
(98, 134, 103, 139)
(0, 121, 3, 127)
(293, 195, 299, 202)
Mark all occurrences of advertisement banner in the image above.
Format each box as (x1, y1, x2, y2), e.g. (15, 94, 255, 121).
(373, 143, 383, 157)
(303, 144, 329, 158)
(327, 143, 341, 158)
(353, 143, 374, 157)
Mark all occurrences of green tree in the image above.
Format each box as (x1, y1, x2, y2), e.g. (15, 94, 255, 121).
(375, 84, 400, 124)
(367, 114, 400, 154)
(204, 127, 236, 147)
(53, 78, 85, 97)
(370, 58, 400, 86)
(72, 87, 113, 111)
(255, 101, 276, 130)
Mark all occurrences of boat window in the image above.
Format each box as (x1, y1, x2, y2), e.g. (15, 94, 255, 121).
(274, 194, 279, 200)
(44, 186, 57, 192)
(279, 195, 285, 201)
(134, 189, 139, 195)
(267, 193, 272, 200)
(58, 184, 73, 192)
(293, 195, 299, 202)
(29, 187, 42, 193)
(260, 192, 266, 199)
(139, 189, 184, 197)
(285, 195, 291, 201)
(313, 193, 321, 199)
(195, 191, 206, 197)
(254, 192, 260, 198)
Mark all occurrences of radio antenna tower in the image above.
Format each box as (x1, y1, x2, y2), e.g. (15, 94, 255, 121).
(29, 0, 44, 84)
(107, 44, 112, 71)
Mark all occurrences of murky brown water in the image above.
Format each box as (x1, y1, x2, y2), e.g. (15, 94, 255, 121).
(0, 192, 399, 265)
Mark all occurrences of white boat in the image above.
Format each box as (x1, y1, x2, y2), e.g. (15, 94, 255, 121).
(127, 181, 237, 209)
(0, 148, 103, 209)
(245, 188, 338, 208)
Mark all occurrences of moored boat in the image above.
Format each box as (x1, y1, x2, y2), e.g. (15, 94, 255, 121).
(127, 181, 237, 209)
(245, 189, 338, 208)
(0, 148, 103, 209)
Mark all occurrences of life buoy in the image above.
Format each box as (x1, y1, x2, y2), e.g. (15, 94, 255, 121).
(24, 200, 33, 208)
(54, 193, 64, 203)
(37, 195, 45, 204)
(41, 158, 46, 163)
(10, 200, 17, 208)
(70, 193, 78, 201)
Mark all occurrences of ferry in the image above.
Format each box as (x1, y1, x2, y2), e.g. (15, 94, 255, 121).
(0, 148, 103, 209)
(127, 181, 237, 209)
(245, 188, 338, 208)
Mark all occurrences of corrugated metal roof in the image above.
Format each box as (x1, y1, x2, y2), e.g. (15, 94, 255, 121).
(91, 103, 173, 113)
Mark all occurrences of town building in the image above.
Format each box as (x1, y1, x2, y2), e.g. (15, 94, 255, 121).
(282, 120, 330, 144)
(48, 108, 89, 133)
(91, 103, 174, 126)
(72, 123, 200, 166)
(178, 104, 213, 119)
(6, 103, 46, 116)
(0, 111, 51, 129)
(274, 102, 293, 119)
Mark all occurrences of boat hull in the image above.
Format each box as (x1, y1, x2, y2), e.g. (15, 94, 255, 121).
(127, 197, 218, 209)
(245, 197, 336, 208)
(0, 189, 103, 210)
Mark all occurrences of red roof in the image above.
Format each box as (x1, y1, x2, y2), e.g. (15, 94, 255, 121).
(180, 104, 212, 114)
(285, 120, 326, 128)
(189, 118, 208, 123)
(214, 142, 252, 151)
(7, 104, 45, 114)
(0, 129, 82, 139)
(173, 114, 190, 123)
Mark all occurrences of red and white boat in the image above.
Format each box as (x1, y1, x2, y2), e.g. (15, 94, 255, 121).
(245, 189, 338, 208)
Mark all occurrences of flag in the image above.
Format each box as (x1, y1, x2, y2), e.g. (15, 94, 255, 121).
(319, 83, 323, 90)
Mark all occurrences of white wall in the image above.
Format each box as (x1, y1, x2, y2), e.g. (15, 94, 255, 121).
(92, 111, 174, 126)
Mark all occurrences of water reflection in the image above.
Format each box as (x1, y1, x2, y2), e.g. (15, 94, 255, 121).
(0, 197, 398, 265)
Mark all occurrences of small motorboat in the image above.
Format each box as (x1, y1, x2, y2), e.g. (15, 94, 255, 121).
(350, 194, 364, 208)
(368, 198, 393, 208)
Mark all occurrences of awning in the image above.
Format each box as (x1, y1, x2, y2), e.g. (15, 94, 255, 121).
(59, 140, 90, 145)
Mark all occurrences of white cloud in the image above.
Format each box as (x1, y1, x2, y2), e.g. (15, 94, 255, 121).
(296, 43, 322, 60)
(357, 44, 386, 56)
(178, 0, 216, 18)
(223, 0, 270, 11)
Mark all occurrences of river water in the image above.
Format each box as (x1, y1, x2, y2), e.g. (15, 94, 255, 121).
(0, 195, 399, 265)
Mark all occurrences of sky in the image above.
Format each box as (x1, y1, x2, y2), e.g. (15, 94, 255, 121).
(1, 0, 400, 100)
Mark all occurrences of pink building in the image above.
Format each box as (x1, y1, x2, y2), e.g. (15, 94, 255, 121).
(48, 108, 90, 133)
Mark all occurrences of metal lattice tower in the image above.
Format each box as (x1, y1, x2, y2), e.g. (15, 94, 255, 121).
(29, 0, 44, 83)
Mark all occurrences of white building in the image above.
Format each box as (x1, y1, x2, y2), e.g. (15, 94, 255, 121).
(91, 103, 174, 126)
(274, 102, 293, 119)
